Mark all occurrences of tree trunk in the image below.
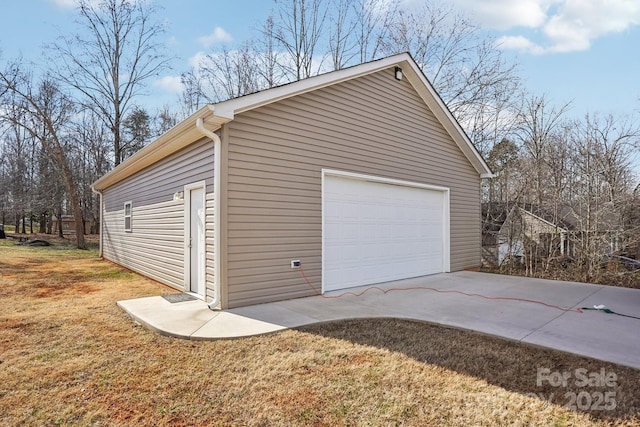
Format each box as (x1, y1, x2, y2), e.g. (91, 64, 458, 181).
(73, 204, 86, 248)
(90, 207, 99, 235)
(57, 206, 64, 238)
(44, 116, 87, 249)
(60, 167, 86, 249)
(39, 211, 47, 233)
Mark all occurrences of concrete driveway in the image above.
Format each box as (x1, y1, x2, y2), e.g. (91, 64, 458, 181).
(118, 271, 640, 370)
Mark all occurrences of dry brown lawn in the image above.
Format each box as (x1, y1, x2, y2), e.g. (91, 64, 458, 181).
(1, 238, 639, 426)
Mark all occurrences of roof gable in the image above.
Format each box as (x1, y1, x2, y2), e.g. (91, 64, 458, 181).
(93, 53, 492, 191)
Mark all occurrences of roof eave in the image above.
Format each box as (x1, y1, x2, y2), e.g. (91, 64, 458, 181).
(401, 62, 493, 178)
(92, 52, 493, 191)
(216, 53, 414, 115)
(91, 105, 232, 191)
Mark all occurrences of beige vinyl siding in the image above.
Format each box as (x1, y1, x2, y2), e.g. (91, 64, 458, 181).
(102, 138, 215, 291)
(225, 67, 481, 308)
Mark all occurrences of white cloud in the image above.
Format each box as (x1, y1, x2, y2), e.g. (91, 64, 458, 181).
(449, 0, 554, 30)
(449, 0, 640, 54)
(166, 36, 179, 47)
(188, 51, 207, 69)
(154, 75, 184, 94)
(495, 35, 545, 55)
(197, 27, 233, 48)
(543, 0, 640, 52)
(47, 0, 78, 7)
(47, 0, 113, 7)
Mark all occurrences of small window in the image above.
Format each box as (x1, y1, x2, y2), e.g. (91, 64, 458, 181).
(124, 201, 132, 232)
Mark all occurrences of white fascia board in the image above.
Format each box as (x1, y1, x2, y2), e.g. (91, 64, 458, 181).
(91, 104, 231, 191)
(215, 53, 413, 115)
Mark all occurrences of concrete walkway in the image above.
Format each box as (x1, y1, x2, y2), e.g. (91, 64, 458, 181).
(117, 271, 640, 370)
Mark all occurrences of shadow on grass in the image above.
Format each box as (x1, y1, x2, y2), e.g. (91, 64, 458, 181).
(297, 318, 640, 424)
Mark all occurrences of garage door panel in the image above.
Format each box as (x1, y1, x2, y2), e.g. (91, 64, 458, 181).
(323, 174, 447, 292)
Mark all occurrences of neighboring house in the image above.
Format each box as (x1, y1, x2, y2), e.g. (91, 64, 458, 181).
(483, 203, 624, 266)
(91, 53, 492, 310)
(497, 206, 571, 265)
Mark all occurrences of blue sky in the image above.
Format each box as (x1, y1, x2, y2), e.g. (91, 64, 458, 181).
(1, 0, 639, 121)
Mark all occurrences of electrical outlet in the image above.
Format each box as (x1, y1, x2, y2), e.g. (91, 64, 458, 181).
(291, 259, 301, 269)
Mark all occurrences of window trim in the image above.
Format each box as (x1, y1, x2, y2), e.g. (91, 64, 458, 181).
(124, 201, 132, 232)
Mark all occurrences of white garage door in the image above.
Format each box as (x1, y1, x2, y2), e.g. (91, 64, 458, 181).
(323, 173, 449, 292)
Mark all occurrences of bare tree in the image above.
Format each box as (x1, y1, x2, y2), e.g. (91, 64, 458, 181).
(273, 0, 328, 80)
(380, 2, 520, 155)
(569, 114, 638, 278)
(624, 184, 640, 259)
(154, 105, 180, 136)
(0, 117, 33, 233)
(199, 44, 262, 101)
(353, 0, 398, 63)
(585, 114, 638, 205)
(0, 63, 86, 248)
(466, 87, 521, 158)
(69, 111, 111, 234)
(179, 0, 330, 107)
(179, 69, 207, 117)
(0, 134, 8, 227)
(48, 0, 170, 166)
(34, 144, 65, 235)
(327, 0, 357, 70)
(516, 94, 571, 206)
(255, 15, 285, 88)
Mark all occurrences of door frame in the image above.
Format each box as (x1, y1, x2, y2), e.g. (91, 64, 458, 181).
(321, 169, 450, 293)
(184, 180, 207, 298)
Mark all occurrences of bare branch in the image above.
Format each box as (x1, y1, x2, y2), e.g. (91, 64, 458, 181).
(47, 0, 170, 165)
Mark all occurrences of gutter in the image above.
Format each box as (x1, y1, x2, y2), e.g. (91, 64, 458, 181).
(195, 117, 222, 310)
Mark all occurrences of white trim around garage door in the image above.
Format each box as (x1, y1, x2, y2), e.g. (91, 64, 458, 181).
(321, 169, 450, 293)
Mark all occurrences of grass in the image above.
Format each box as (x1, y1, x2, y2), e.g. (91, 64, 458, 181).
(1, 241, 639, 426)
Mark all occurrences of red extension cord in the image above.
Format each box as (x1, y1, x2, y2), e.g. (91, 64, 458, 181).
(299, 267, 584, 314)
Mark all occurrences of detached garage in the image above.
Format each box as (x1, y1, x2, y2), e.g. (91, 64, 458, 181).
(92, 52, 492, 310)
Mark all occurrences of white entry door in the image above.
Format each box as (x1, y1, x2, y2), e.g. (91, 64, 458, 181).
(188, 186, 206, 296)
(323, 173, 449, 292)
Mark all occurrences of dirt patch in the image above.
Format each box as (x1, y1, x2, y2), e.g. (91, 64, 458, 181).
(34, 281, 68, 298)
(75, 283, 98, 294)
(33, 281, 98, 298)
(0, 319, 34, 331)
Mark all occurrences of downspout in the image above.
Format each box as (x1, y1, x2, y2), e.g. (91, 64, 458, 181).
(195, 117, 222, 310)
